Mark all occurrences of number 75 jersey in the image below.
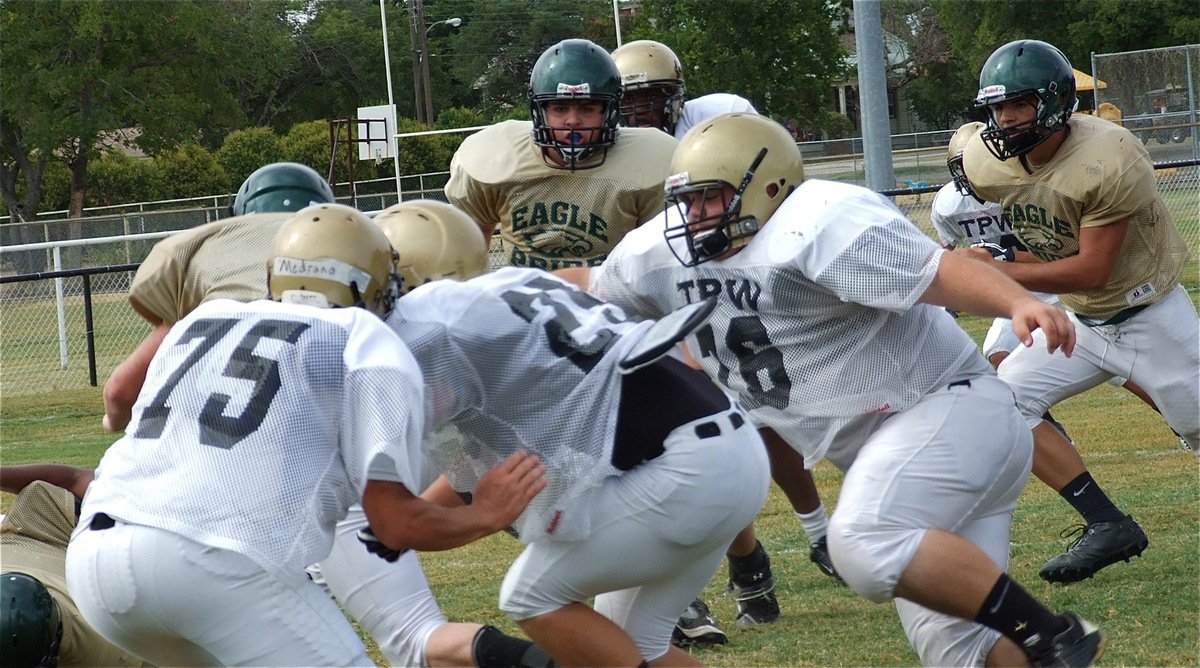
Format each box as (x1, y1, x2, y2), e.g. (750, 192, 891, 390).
(79, 299, 428, 576)
(593, 179, 985, 466)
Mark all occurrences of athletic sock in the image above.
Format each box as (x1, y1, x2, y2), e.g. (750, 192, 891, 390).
(472, 625, 555, 668)
(974, 574, 1068, 657)
(1059, 472, 1124, 524)
(727, 540, 770, 581)
(796, 503, 829, 545)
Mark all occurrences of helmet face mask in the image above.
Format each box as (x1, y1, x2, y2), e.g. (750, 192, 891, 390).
(232, 162, 335, 216)
(946, 121, 984, 201)
(973, 40, 1076, 161)
(664, 114, 802, 267)
(528, 39, 623, 170)
(611, 40, 686, 134)
(268, 203, 400, 319)
(374, 200, 488, 293)
(1, 572, 63, 668)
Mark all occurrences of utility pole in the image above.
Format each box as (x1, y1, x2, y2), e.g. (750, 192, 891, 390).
(405, 0, 423, 123)
(416, 0, 434, 125)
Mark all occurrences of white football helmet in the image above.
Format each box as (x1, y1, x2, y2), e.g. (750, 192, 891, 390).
(374, 200, 488, 293)
(268, 203, 399, 318)
(664, 113, 804, 267)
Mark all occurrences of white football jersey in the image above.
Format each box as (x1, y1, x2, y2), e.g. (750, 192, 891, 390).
(592, 179, 989, 468)
(675, 93, 758, 139)
(929, 182, 1017, 249)
(79, 299, 427, 576)
(930, 184, 1060, 306)
(387, 268, 656, 542)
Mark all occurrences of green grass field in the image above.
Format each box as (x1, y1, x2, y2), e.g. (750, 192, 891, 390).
(2, 312, 1197, 666)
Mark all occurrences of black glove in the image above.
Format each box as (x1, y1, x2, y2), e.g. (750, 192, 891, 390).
(357, 527, 408, 563)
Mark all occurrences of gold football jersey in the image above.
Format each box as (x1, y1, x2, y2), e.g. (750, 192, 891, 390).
(1, 482, 146, 666)
(129, 212, 290, 325)
(964, 113, 1188, 320)
(445, 120, 678, 269)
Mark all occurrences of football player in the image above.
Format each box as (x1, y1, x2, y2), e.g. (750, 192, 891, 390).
(66, 204, 547, 666)
(445, 38, 678, 270)
(380, 199, 771, 666)
(563, 113, 1104, 666)
(2, 464, 146, 667)
(935, 121, 1164, 433)
(103, 161, 336, 431)
(611, 37, 838, 644)
(610, 39, 758, 139)
(103, 180, 555, 667)
(963, 39, 1197, 584)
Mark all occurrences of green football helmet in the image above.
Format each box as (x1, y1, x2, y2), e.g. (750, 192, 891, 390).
(1, 573, 63, 668)
(973, 40, 1076, 160)
(528, 39, 623, 170)
(232, 162, 336, 216)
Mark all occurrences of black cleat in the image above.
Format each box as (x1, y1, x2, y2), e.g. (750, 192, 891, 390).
(809, 536, 844, 583)
(1026, 612, 1106, 667)
(1039, 515, 1148, 584)
(726, 542, 780, 626)
(671, 598, 727, 647)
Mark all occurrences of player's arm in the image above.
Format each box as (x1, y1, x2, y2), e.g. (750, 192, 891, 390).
(922, 250, 1075, 357)
(103, 323, 170, 432)
(0, 464, 94, 499)
(955, 219, 1128, 293)
(552, 267, 592, 291)
(361, 449, 546, 552)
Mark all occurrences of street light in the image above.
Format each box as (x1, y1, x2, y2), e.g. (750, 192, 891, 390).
(427, 17, 462, 34)
(419, 17, 462, 124)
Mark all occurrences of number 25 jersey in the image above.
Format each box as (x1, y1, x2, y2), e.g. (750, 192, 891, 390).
(78, 299, 428, 576)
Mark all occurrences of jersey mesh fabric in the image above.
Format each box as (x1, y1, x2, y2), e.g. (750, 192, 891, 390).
(389, 268, 654, 542)
(78, 299, 425, 576)
(3, 483, 147, 667)
(128, 213, 289, 325)
(594, 179, 985, 465)
(964, 113, 1189, 319)
(445, 120, 675, 271)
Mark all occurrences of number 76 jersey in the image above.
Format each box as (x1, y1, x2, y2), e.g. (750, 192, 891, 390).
(592, 179, 985, 467)
(79, 299, 428, 576)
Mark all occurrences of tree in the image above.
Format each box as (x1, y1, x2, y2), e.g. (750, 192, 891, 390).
(0, 1, 263, 270)
(899, 0, 1200, 129)
(426, 0, 619, 118)
(627, 0, 849, 132)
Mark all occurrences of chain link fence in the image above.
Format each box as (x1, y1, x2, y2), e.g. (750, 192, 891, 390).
(1092, 44, 1199, 158)
(2, 153, 1197, 396)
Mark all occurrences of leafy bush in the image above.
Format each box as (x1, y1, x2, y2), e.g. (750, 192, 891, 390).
(216, 127, 284, 189)
(88, 151, 161, 207)
(155, 142, 231, 200)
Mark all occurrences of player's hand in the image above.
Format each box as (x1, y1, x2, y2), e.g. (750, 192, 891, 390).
(472, 450, 547, 533)
(1011, 300, 1075, 357)
(954, 246, 997, 262)
(357, 526, 409, 562)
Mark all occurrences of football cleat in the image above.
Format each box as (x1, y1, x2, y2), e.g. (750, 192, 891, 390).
(809, 536, 844, 583)
(1039, 515, 1148, 583)
(726, 542, 780, 626)
(1026, 612, 1106, 667)
(671, 598, 727, 647)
